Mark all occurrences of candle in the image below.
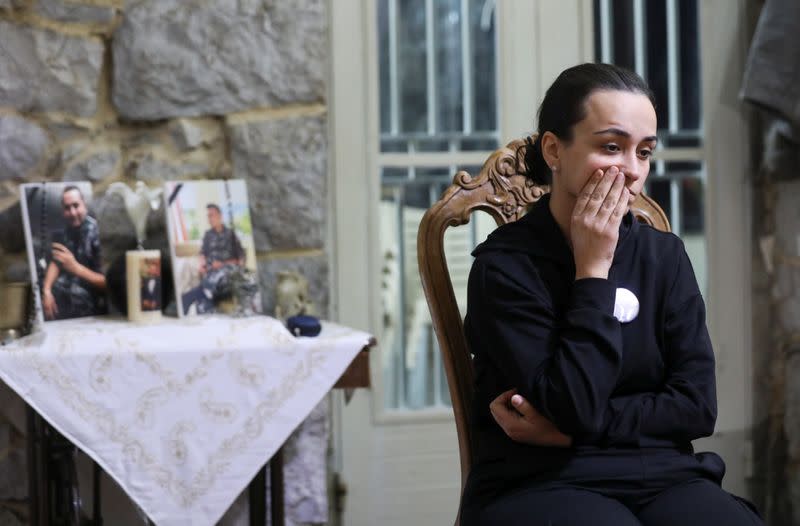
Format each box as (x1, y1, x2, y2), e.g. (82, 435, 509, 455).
(126, 250, 163, 322)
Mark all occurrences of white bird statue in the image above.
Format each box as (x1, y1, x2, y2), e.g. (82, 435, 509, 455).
(106, 181, 163, 249)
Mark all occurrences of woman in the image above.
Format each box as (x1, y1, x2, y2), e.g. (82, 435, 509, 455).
(460, 63, 761, 525)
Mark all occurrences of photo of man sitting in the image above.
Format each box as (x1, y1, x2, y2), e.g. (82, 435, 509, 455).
(180, 203, 244, 315)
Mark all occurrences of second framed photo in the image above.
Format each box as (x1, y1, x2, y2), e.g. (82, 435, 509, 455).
(164, 180, 260, 317)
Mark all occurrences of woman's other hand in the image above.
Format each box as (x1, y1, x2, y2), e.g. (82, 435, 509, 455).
(490, 389, 572, 447)
(570, 166, 630, 280)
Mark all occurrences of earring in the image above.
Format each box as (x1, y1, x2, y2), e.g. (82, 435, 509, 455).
(550, 165, 557, 172)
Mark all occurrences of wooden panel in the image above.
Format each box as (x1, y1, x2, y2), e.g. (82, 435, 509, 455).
(334, 349, 371, 389)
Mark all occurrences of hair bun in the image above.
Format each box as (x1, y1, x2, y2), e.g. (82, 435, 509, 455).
(519, 135, 551, 186)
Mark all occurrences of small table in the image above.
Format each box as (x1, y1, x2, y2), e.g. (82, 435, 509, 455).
(0, 315, 373, 525)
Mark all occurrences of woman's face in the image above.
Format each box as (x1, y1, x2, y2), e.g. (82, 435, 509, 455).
(548, 90, 657, 207)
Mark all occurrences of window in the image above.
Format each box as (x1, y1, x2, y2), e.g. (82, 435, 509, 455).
(377, 0, 707, 411)
(594, 0, 706, 289)
(377, 0, 498, 410)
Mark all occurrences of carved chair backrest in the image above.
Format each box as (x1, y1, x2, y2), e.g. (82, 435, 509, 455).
(416, 137, 671, 494)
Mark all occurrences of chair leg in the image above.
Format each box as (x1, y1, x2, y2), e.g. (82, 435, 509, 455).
(248, 447, 285, 526)
(249, 464, 266, 526)
(92, 461, 102, 525)
(270, 448, 284, 526)
(26, 406, 44, 526)
(47, 427, 82, 525)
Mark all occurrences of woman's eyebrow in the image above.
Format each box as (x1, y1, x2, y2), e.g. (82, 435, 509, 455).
(593, 127, 658, 143)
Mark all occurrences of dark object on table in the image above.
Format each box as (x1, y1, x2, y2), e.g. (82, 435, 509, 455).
(287, 315, 321, 337)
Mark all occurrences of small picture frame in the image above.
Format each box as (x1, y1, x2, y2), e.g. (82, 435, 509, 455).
(125, 250, 162, 322)
(19, 182, 108, 323)
(164, 179, 260, 317)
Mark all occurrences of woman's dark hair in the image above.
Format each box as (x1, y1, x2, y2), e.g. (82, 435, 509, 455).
(521, 63, 655, 185)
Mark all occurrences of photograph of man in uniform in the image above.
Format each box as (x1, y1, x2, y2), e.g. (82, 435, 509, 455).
(140, 256, 161, 312)
(41, 186, 106, 320)
(180, 203, 244, 314)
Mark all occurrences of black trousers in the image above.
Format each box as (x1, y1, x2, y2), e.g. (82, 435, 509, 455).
(467, 479, 762, 525)
(461, 448, 763, 526)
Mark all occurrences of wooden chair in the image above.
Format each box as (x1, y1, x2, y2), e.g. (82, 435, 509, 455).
(416, 137, 670, 525)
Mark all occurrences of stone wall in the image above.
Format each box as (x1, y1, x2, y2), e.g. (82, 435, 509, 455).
(742, 2, 800, 521)
(775, 180, 800, 526)
(0, 0, 330, 523)
(751, 174, 800, 526)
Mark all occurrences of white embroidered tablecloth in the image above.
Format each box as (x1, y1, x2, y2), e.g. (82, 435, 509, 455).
(0, 315, 372, 526)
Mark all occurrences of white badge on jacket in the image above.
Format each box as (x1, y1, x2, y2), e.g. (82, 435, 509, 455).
(614, 288, 639, 323)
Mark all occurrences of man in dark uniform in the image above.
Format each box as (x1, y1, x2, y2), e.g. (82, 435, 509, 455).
(181, 203, 244, 314)
(140, 257, 161, 312)
(41, 186, 106, 320)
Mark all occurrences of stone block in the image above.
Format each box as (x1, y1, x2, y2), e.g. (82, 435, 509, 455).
(0, 383, 25, 434)
(0, 422, 26, 500)
(170, 118, 218, 151)
(62, 150, 120, 182)
(36, 0, 116, 25)
(0, 115, 51, 181)
(3, 259, 29, 283)
(257, 253, 329, 320)
(229, 114, 326, 251)
(125, 153, 209, 182)
(282, 396, 329, 524)
(0, 21, 103, 117)
(46, 120, 93, 142)
(0, 0, 25, 9)
(774, 263, 800, 333)
(0, 181, 14, 201)
(786, 350, 800, 526)
(93, 192, 138, 264)
(60, 139, 92, 166)
(775, 180, 800, 258)
(0, 202, 25, 254)
(111, 0, 327, 119)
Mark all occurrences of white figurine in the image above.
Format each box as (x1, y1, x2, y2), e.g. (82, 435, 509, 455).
(106, 181, 163, 248)
(105, 182, 164, 322)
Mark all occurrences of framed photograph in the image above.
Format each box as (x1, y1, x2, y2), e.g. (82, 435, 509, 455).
(164, 180, 260, 317)
(19, 182, 108, 323)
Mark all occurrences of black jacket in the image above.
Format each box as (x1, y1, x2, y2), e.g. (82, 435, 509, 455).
(463, 193, 718, 498)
